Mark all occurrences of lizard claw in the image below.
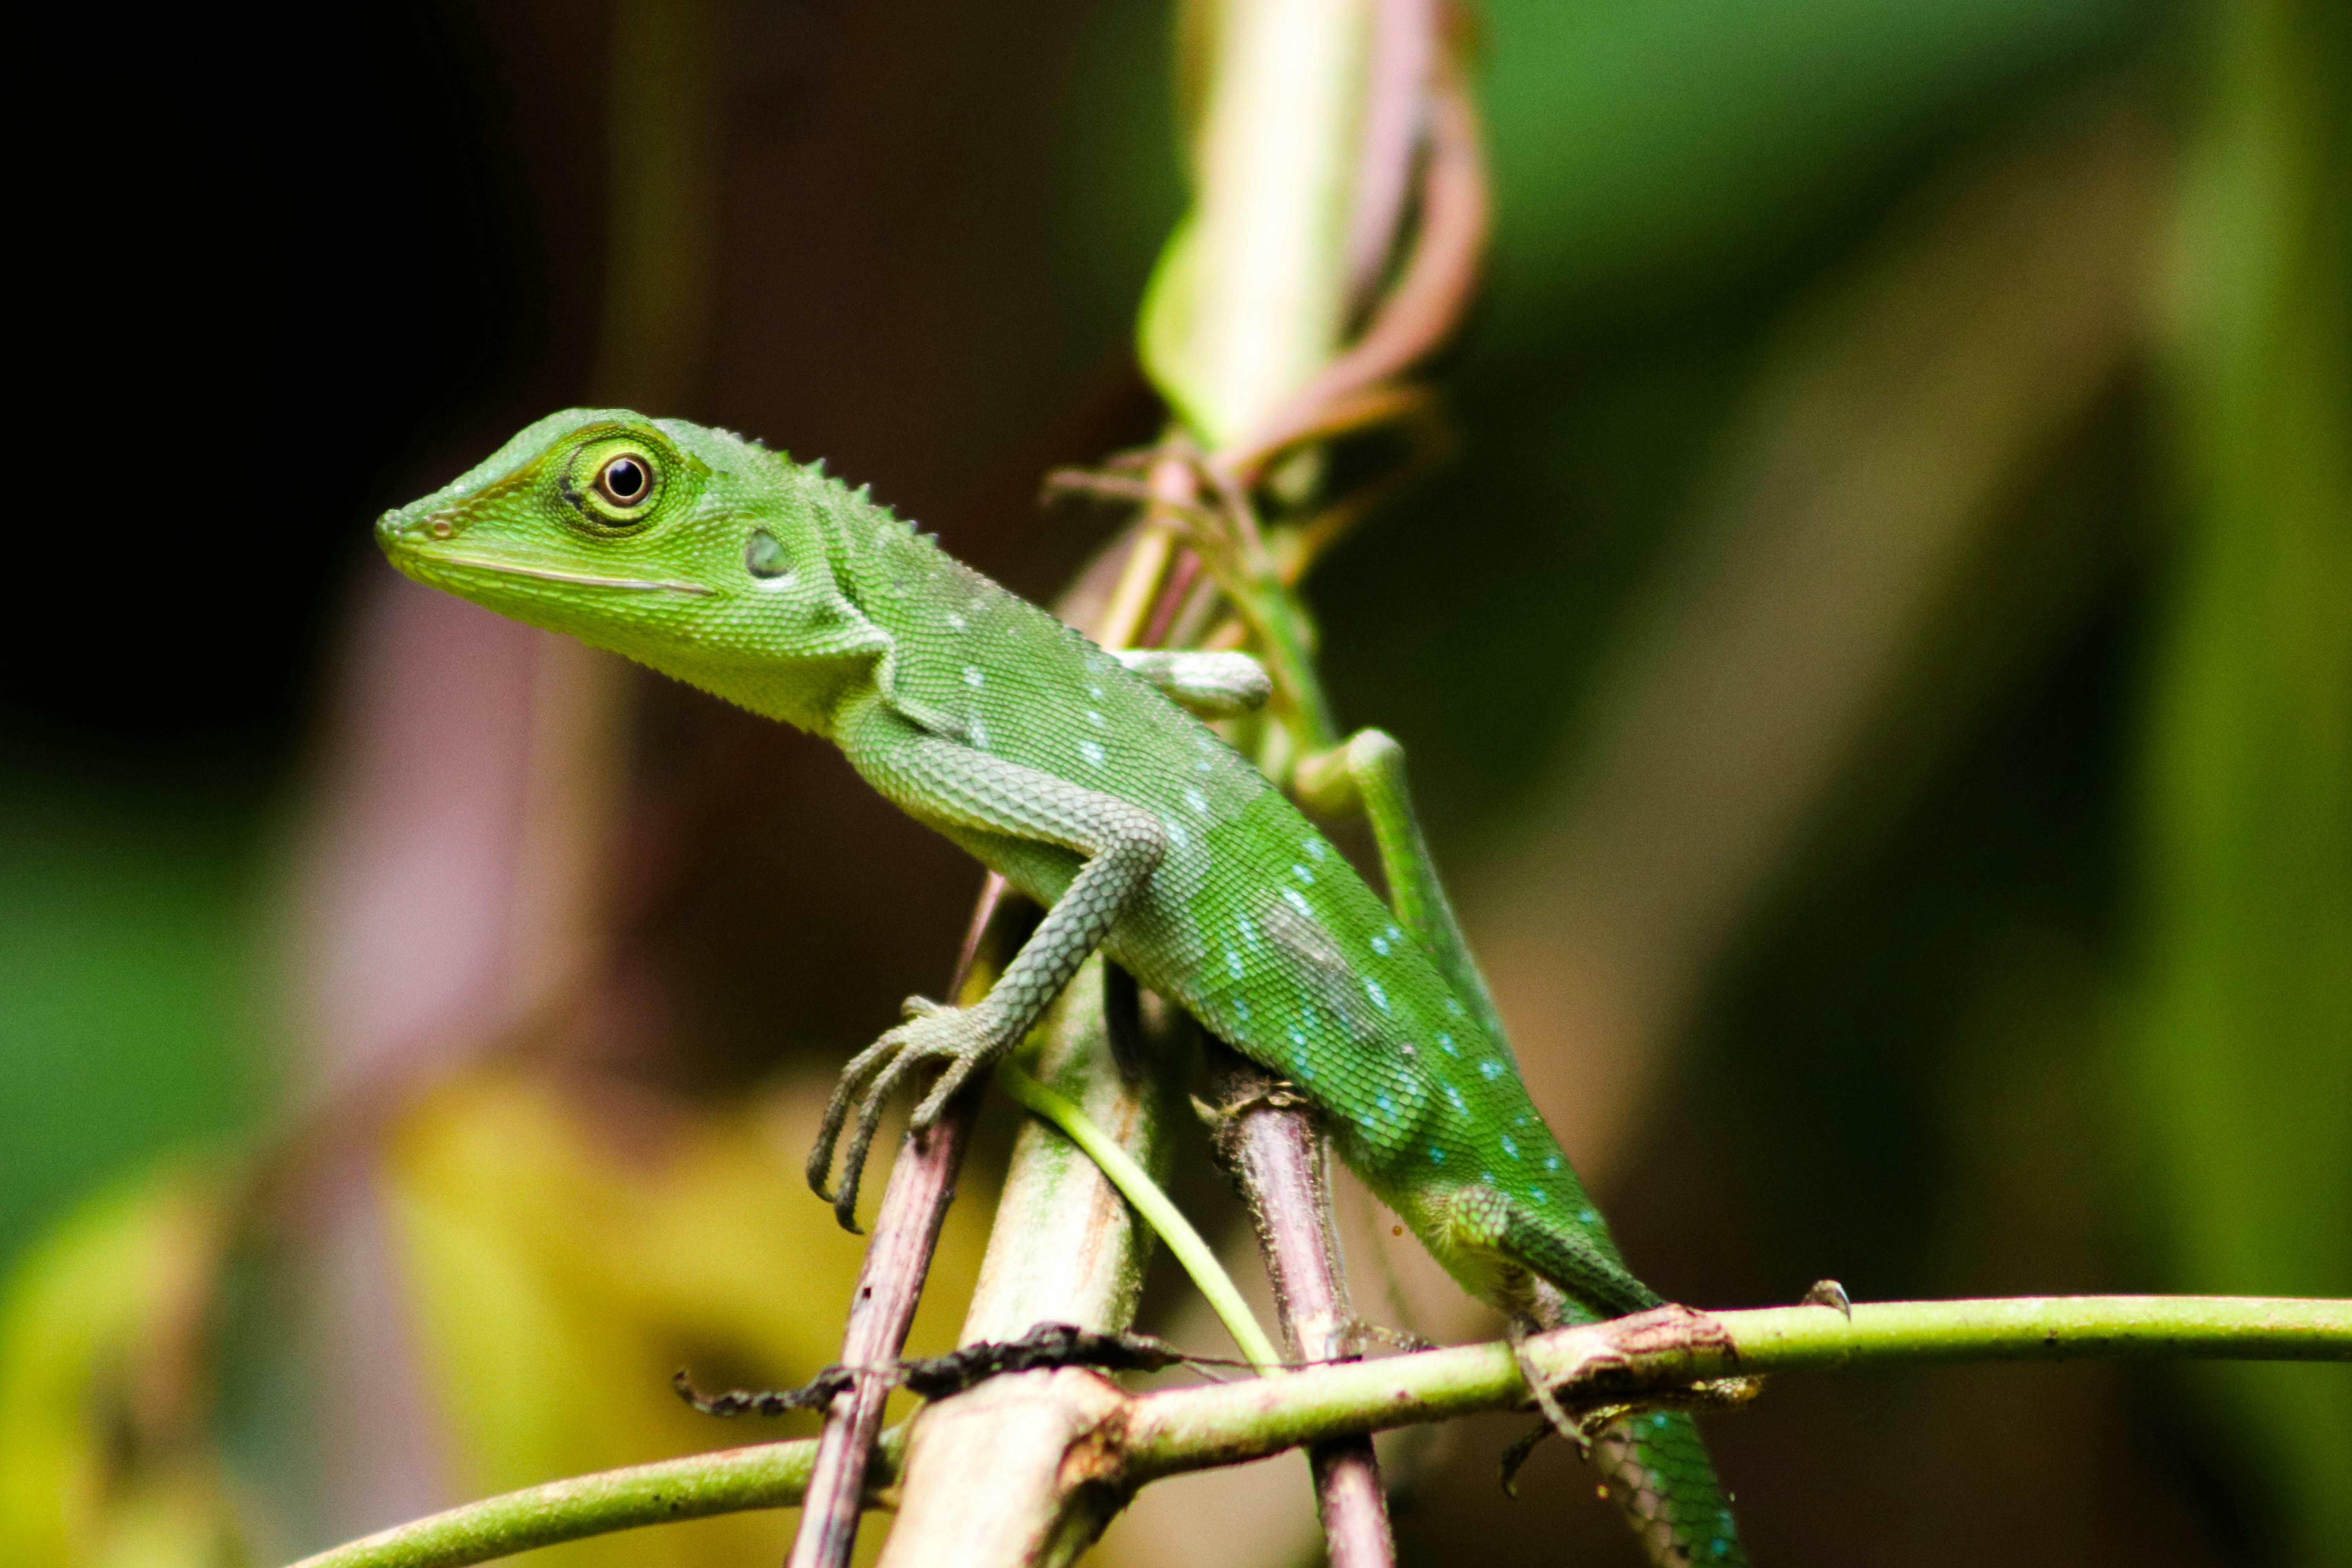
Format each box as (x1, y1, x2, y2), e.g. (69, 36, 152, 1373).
(1799, 1279, 1852, 1319)
(808, 998, 1002, 1232)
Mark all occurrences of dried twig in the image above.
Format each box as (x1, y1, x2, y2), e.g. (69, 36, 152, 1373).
(786, 879, 1013, 1568)
(1203, 1045, 1396, 1567)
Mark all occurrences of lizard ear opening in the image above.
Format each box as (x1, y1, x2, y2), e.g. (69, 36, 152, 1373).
(746, 529, 792, 581)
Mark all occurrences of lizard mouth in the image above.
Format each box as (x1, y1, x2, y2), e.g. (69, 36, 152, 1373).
(405, 549, 714, 597)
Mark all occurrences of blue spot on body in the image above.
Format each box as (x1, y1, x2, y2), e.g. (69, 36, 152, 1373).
(1292, 863, 1315, 885)
(1428, 1146, 1446, 1163)
(1445, 998, 1465, 1017)
(1478, 1060, 1503, 1080)
(1304, 838, 1328, 860)
(1545, 1155, 1561, 1172)
(1225, 947, 1243, 979)
(1376, 1093, 1394, 1117)
(1369, 933, 1390, 955)
(1443, 1085, 1466, 1112)
(1283, 888, 1312, 916)
(1437, 1033, 1456, 1055)
(1499, 1136, 1519, 1158)
(1233, 996, 1250, 1022)
(1364, 978, 1389, 1011)
(1579, 1208, 1599, 1224)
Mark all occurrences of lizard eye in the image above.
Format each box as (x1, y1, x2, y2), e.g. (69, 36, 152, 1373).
(595, 454, 654, 508)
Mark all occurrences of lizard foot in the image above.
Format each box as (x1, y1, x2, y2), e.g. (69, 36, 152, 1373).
(807, 997, 1001, 1233)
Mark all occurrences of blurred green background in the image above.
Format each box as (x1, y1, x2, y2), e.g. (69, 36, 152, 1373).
(3, 0, 2343, 1564)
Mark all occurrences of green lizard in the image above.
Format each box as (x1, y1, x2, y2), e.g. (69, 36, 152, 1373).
(379, 408, 1749, 1566)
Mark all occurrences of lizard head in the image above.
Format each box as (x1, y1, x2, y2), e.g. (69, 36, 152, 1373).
(379, 409, 878, 730)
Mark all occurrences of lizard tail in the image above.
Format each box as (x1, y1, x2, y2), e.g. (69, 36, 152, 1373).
(1591, 1407, 1748, 1567)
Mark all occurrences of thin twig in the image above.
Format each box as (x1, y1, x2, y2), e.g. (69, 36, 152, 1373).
(786, 880, 1011, 1568)
(1203, 1046, 1396, 1568)
(999, 1061, 1283, 1370)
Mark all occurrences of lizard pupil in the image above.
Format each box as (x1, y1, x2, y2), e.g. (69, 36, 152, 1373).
(597, 455, 651, 506)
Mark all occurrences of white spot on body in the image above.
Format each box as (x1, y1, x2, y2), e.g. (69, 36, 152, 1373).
(1500, 1136, 1519, 1158)
(1225, 947, 1243, 979)
(970, 718, 990, 750)
(1304, 838, 1328, 860)
(1437, 1033, 1456, 1055)
(1364, 977, 1389, 1012)
(1282, 888, 1312, 917)
(1545, 1155, 1561, 1172)
(1078, 740, 1107, 766)
(1086, 710, 1106, 728)
(946, 612, 967, 631)
(1292, 864, 1315, 885)
(1184, 787, 1210, 815)
(962, 666, 984, 688)
(1478, 1060, 1504, 1081)
(1443, 1085, 1466, 1112)
(1370, 933, 1390, 956)
(1166, 820, 1190, 850)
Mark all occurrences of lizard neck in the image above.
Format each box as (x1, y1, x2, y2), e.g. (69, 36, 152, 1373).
(638, 642, 878, 739)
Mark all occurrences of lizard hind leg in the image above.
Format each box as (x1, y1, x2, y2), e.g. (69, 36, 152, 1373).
(1441, 1181, 1659, 1323)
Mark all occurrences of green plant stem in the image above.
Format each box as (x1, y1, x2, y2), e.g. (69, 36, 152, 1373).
(289, 1428, 906, 1568)
(1125, 1294, 2352, 1475)
(995, 1060, 1285, 1372)
(291, 1295, 2347, 1568)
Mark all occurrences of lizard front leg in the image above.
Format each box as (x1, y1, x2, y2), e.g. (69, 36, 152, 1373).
(1112, 647, 1271, 718)
(1295, 726, 1507, 1043)
(810, 710, 1167, 1230)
